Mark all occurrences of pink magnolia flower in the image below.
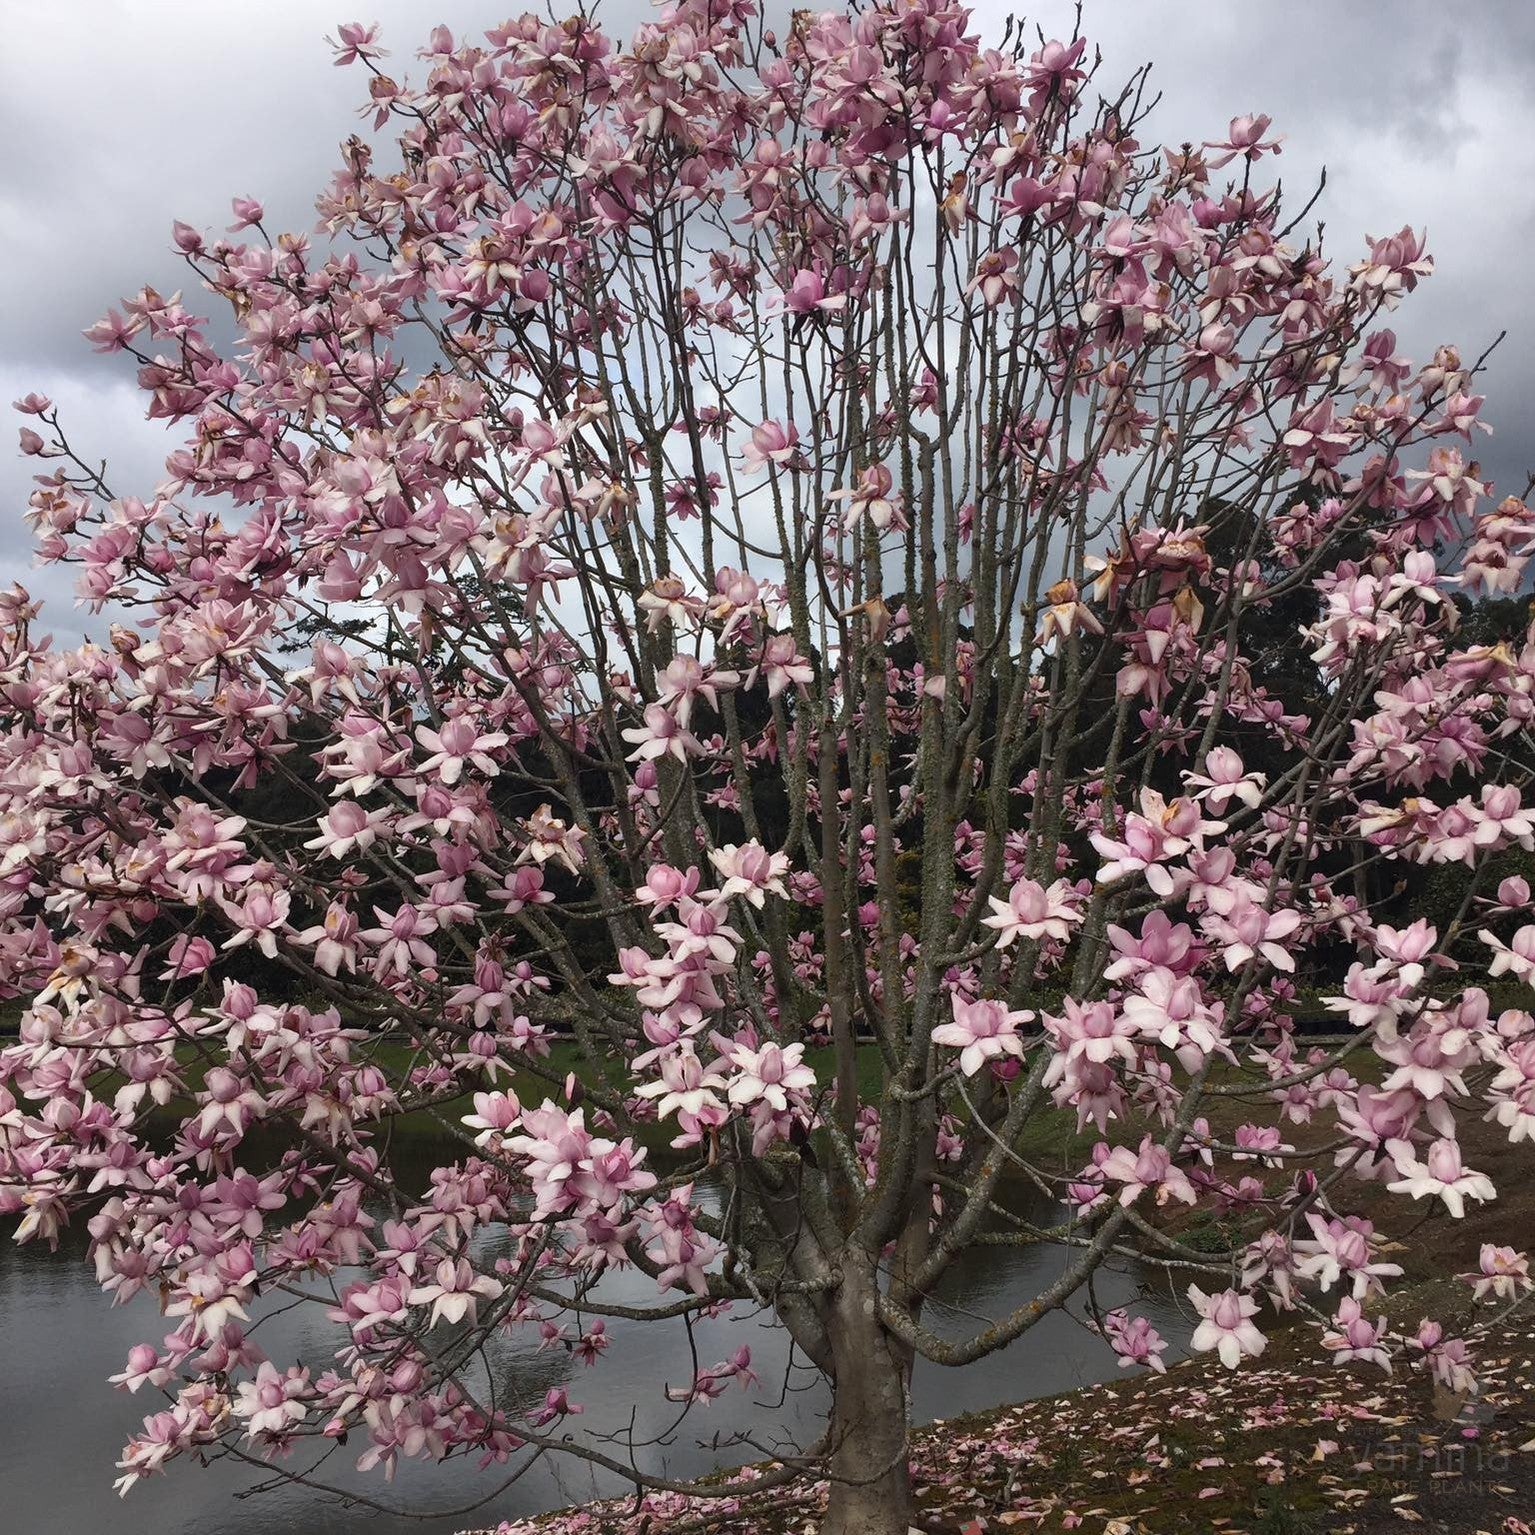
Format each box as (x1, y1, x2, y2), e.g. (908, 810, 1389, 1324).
(828, 464, 905, 534)
(1095, 1135, 1197, 1208)
(233, 1362, 311, 1440)
(517, 804, 585, 875)
(749, 633, 813, 698)
(966, 248, 1019, 307)
(635, 862, 700, 910)
(1102, 1309, 1168, 1373)
(622, 702, 700, 763)
(1321, 1296, 1392, 1372)
(1480, 924, 1535, 984)
(709, 842, 789, 907)
(1188, 1285, 1267, 1369)
(1294, 1214, 1403, 1299)
(1462, 1243, 1531, 1302)
(1386, 1137, 1496, 1218)
(1410, 1320, 1477, 1396)
(740, 419, 800, 474)
(217, 884, 291, 958)
(292, 902, 359, 976)
(1185, 747, 1265, 814)
(1350, 225, 1433, 300)
(777, 267, 845, 317)
(1203, 113, 1282, 167)
(723, 1040, 815, 1112)
(1202, 896, 1303, 974)
(461, 1090, 522, 1149)
(1043, 996, 1138, 1069)
(408, 1257, 502, 1328)
(303, 800, 389, 859)
(415, 716, 509, 784)
(933, 995, 1033, 1077)
(634, 1046, 728, 1121)
(638, 574, 706, 632)
(983, 876, 1083, 947)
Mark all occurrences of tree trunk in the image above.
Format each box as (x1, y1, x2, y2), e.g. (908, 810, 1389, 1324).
(820, 1259, 914, 1535)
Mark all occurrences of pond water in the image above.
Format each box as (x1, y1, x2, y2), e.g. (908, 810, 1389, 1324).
(0, 1156, 1194, 1535)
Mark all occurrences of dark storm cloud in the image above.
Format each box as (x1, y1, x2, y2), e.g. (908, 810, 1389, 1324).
(4, 0, 1534, 638)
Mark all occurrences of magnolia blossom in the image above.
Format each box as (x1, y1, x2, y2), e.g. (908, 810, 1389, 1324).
(232, 1362, 311, 1440)
(933, 996, 1033, 1078)
(304, 800, 388, 859)
(622, 703, 701, 763)
(415, 717, 509, 784)
(1294, 1214, 1403, 1299)
(1463, 1243, 1531, 1303)
(828, 464, 905, 534)
(1480, 924, 1535, 983)
(1095, 1135, 1197, 1208)
(1185, 748, 1265, 814)
(1386, 1137, 1496, 1218)
(709, 842, 789, 907)
(1188, 1285, 1267, 1369)
(634, 1046, 728, 1121)
(517, 805, 585, 874)
(1321, 1297, 1392, 1372)
(1102, 1309, 1168, 1373)
(723, 1040, 815, 1112)
(982, 876, 1083, 947)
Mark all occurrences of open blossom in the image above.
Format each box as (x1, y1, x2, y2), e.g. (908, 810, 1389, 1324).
(292, 902, 360, 976)
(217, 884, 291, 958)
(635, 862, 700, 910)
(303, 800, 389, 859)
(1411, 1320, 1477, 1396)
(1462, 1244, 1531, 1302)
(967, 247, 1019, 307)
(723, 1040, 816, 1112)
(407, 1257, 502, 1328)
(1185, 748, 1265, 814)
(1091, 789, 1219, 889)
(461, 1089, 521, 1149)
(1321, 1296, 1392, 1372)
(1294, 1214, 1403, 1299)
(1202, 896, 1303, 974)
(1480, 924, 1535, 984)
(740, 419, 800, 474)
(777, 267, 845, 317)
(621, 702, 700, 762)
(415, 716, 509, 783)
(517, 804, 585, 874)
(749, 633, 813, 698)
(709, 841, 789, 906)
(1189, 1285, 1267, 1369)
(1102, 1309, 1168, 1373)
(1203, 112, 1282, 166)
(634, 1046, 728, 1121)
(829, 464, 905, 534)
(232, 1362, 311, 1440)
(1035, 579, 1104, 648)
(1386, 1137, 1496, 1218)
(933, 996, 1033, 1077)
(983, 876, 1083, 946)
(638, 574, 705, 632)
(1044, 996, 1138, 1069)
(1094, 1135, 1198, 1208)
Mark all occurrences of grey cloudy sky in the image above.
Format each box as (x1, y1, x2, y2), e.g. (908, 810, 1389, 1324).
(4, 1, 1534, 639)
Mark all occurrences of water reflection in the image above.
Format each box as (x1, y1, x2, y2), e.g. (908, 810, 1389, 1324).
(0, 1143, 1192, 1535)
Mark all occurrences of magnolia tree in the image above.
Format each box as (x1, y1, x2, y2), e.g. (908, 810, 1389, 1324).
(5, 3, 1535, 1532)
